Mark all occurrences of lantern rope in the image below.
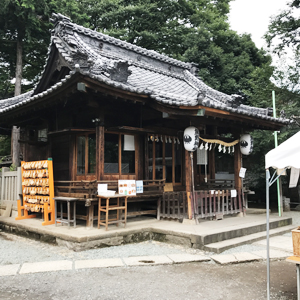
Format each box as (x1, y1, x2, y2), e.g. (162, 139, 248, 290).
(199, 137, 239, 147)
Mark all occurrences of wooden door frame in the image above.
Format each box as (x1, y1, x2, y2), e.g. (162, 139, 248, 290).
(73, 131, 96, 181)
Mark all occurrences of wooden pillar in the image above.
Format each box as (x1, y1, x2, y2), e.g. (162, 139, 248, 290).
(209, 149, 215, 180)
(144, 135, 149, 180)
(96, 126, 105, 180)
(136, 134, 143, 180)
(234, 143, 242, 190)
(185, 150, 193, 219)
(69, 136, 76, 181)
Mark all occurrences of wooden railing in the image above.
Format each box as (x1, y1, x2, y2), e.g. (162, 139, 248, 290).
(160, 192, 188, 220)
(194, 189, 244, 219)
(161, 189, 244, 220)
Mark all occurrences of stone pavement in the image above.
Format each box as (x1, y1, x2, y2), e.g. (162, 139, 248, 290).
(0, 234, 293, 277)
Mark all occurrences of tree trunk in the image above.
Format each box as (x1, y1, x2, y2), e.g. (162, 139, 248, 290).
(15, 37, 22, 96)
(11, 36, 23, 167)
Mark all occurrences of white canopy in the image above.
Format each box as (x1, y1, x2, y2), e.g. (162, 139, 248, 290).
(265, 131, 300, 169)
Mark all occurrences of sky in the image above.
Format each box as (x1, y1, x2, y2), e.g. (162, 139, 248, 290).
(229, 0, 290, 49)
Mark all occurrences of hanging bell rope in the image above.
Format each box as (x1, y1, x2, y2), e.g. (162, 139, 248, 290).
(199, 137, 239, 147)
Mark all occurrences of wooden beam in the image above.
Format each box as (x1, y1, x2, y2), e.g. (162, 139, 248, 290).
(179, 104, 284, 130)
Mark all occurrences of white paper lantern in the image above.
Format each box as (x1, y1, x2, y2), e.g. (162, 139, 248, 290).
(183, 126, 199, 151)
(240, 134, 253, 155)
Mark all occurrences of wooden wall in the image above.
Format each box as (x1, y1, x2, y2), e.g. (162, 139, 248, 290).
(51, 135, 70, 180)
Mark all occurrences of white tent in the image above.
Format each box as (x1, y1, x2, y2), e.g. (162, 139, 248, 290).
(265, 131, 300, 300)
(266, 131, 300, 169)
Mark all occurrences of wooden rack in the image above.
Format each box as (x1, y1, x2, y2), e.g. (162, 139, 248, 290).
(15, 159, 55, 225)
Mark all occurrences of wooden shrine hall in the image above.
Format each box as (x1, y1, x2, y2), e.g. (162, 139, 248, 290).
(0, 13, 290, 226)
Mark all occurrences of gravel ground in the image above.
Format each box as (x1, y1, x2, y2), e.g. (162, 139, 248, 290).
(0, 231, 209, 265)
(1, 210, 299, 266)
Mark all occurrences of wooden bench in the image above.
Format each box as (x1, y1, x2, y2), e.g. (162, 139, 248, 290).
(54, 181, 98, 227)
(54, 179, 165, 227)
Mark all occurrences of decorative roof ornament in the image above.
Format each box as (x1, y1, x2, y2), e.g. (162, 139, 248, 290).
(230, 94, 244, 108)
(108, 61, 132, 83)
(197, 91, 206, 105)
(50, 13, 71, 26)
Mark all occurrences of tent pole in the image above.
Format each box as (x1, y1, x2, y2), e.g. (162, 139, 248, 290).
(272, 90, 282, 216)
(266, 168, 270, 300)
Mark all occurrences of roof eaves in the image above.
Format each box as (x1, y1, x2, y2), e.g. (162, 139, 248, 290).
(0, 72, 77, 114)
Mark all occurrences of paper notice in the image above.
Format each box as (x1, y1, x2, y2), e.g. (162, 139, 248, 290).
(289, 167, 300, 188)
(239, 167, 247, 178)
(231, 189, 237, 198)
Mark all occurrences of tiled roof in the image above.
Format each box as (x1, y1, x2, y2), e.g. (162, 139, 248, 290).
(0, 13, 290, 125)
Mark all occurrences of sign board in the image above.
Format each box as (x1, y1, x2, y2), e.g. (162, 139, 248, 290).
(118, 180, 136, 196)
(136, 181, 143, 193)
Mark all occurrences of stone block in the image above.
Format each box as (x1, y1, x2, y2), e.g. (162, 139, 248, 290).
(19, 260, 72, 274)
(233, 252, 261, 262)
(211, 254, 238, 265)
(123, 231, 152, 244)
(0, 264, 20, 276)
(123, 255, 173, 266)
(165, 234, 191, 247)
(167, 253, 210, 263)
(75, 258, 124, 269)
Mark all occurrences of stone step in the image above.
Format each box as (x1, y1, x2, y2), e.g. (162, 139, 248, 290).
(203, 224, 296, 254)
(199, 217, 292, 246)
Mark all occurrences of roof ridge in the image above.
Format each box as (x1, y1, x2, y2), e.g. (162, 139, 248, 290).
(52, 14, 192, 70)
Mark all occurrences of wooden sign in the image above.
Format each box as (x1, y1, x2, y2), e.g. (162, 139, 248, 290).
(15, 158, 55, 225)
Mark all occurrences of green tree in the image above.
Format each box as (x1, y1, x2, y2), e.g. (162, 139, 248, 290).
(0, 0, 88, 165)
(0, 0, 88, 98)
(79, 0, 201, 58)
(265, 0, 300, 93)
(266, 0, 300, 55)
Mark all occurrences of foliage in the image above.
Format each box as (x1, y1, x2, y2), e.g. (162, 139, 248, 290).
(0, 134, 12, 172)
(0, 0, 89, 98)
(184, 31, 271, 98)
(79, 0, 206, 57)
(265, 0, 300, 93)
(266, 0, 300, 55)
(0, 135, 11, 156)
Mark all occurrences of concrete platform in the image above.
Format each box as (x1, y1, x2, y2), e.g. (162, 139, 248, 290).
(0, 212, 294, 253)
